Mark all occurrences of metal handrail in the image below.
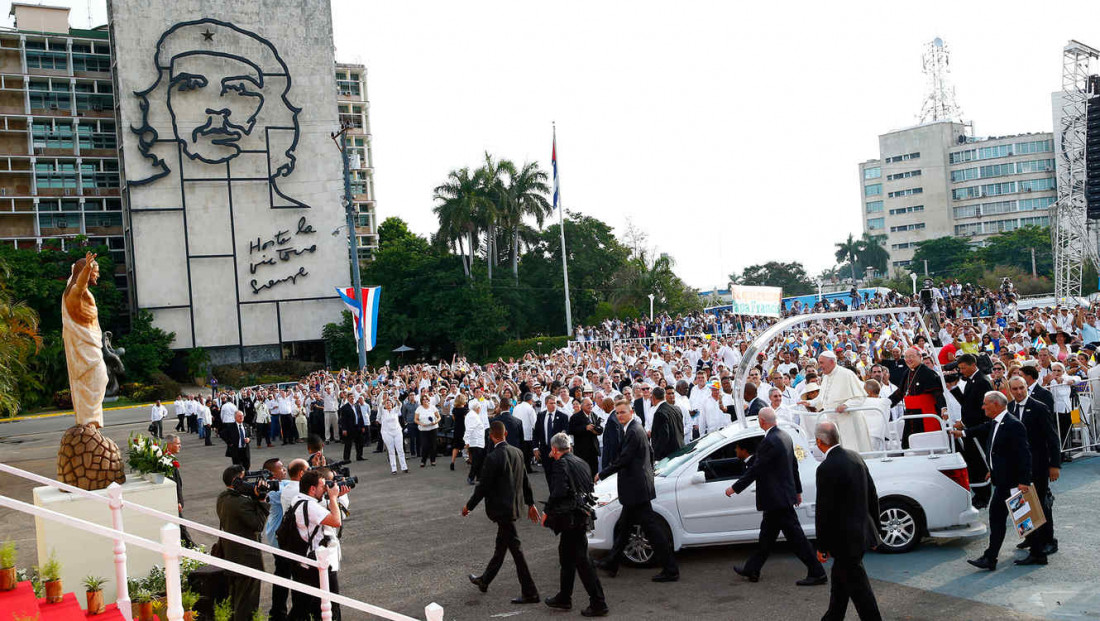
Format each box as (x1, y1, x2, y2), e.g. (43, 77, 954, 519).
(0, 462, 320, 569)
(0, 494, 443, 621)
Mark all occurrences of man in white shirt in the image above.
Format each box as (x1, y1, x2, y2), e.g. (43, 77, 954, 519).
(513, 393, 538, 471)
(220, 395, 239, 426)
(150, 400, 167, 438)
(699, 382, 733, 436)
(173, 395, 187, 433)
(286, 470, 343, 619)
(323, 384, 339, 443)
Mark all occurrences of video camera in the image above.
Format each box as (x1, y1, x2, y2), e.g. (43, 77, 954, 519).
(232, 469, 272, 497)
(309, 460, 359, 490)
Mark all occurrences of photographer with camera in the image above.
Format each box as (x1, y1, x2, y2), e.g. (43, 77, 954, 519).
(283, 469, 346, 621)
(541, 432, 607, 616)
(216, 465, 270, 621)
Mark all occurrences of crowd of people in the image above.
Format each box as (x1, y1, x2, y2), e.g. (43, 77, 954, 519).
(165, 278, 1098, 620)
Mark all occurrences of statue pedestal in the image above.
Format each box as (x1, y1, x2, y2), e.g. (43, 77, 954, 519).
(33, 478, 177, 603)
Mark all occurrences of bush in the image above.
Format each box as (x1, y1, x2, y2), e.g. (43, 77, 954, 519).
(211, 361, 323, 388)
(488, 336, 570, 361)
(53, 389, 72, 410)
(120, 383, 142, 398)
(149, 371, 181, 400)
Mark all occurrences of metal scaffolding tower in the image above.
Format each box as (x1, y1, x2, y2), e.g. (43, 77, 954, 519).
(1053, 40, 1100, 303)
(918, 37, 964, 124)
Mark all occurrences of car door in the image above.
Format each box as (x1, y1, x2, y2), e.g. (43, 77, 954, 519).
(675, 433, 764, 537)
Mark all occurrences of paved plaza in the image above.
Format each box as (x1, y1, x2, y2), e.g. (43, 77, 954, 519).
(2, 407, 1097, 620)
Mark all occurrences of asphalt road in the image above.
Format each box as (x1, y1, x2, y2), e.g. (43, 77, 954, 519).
(2, 406, 1095, 619)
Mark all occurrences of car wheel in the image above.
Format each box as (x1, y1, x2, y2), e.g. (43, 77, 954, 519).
(877, 499, 923, 554)
(619, 518, 672, 567)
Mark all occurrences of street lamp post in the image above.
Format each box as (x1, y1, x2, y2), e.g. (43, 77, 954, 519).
(332, 127, 367, 371)
(910, 273, 918, 296)
(816, 279, 823, 301)
(648, 294, 655, 320)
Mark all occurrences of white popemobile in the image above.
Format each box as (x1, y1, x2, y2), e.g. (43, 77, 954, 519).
(588, 307, 987, 563)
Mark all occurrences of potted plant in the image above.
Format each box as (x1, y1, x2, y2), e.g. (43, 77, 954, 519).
(0, 540, 16, 591)
(40, 552, 62, 604)
(82, 575, 106, 615)
(126, 433, 177, 483)
(181, 590, 200, 621)
(132, 589, 154, 621)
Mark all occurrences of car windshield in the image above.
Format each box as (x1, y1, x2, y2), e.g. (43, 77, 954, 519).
(654, 431, 728, 477)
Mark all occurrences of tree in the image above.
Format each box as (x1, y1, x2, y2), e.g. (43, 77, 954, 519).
(730, 261, 815, 296)
(322, 311, 358, 370)
(499, 160, 551, 280)
(975, 225, 1052, 278)
(857, 233, 889, 275)
(834, 234, 861, 282)
(910, 236, 973, 278)
(118, 310, 175, 383)
(0, 257, 41, 416)
(432, 168, 488, 278)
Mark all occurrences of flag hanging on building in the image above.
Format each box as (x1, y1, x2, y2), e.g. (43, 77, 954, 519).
(335, 286, 381, 351)
(552, 133, 560, 210)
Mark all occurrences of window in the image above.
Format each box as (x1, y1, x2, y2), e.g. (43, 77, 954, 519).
(978, 144, 1013, 160)
(889, 223, 926, 233)
(886, 169, 921, 181)
(864, 183, 881, 197)
(889, 205, 924, 216)
(865, 200, 883, 213)
(885, 152, 920, 163)
(955, 222, 983, 236)
(1020, 216, 1050, 227)
(891, 242, 915, 250)
(979, 163, 1015, 178)
(1019, 177, 1055, 192)
(981, 200, 1015, 216)
(1015, 139, 1053, 155)
(950, 149, 976, 164)
(980, 181, 1016, 197)
(863, 167, 881, 180)
(953, 205, 979, 219)
(950, 167, 979, 183)
(893, 260, 912, 267)
(32, 122, 74, 149)
(1018, 196, 1055, 212)
(1016, 158, 1055, 174)
(887, 187, 922, 198)
(867, 217, 884, 230)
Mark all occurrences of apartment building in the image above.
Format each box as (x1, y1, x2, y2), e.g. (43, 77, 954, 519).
(0, 3, 125, 293)
(336, 63, 378, 262)
(859, 120, 1055, 271)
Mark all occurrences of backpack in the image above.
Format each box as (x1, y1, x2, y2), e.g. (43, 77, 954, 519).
(276, 499, 321, 559)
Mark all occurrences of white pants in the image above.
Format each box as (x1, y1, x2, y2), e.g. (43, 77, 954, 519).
(382, 428, 407, 472)
(325, 410, 338, 438)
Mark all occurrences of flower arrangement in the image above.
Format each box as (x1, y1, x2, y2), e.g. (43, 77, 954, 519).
(127, 433, 178, 477)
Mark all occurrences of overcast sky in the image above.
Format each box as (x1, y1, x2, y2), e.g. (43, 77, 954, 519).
(11, 0, 1100, 289)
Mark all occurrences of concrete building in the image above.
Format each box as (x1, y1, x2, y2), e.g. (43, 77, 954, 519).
(0, 4, 126, 296)
(3, 2, 377, 362)
(859, 120, 1056, 272)
(336, 62, 378, 262)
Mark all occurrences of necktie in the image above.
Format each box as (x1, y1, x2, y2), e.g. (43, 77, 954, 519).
(238, 424, 245, 448)
(546, 413, 552, 445)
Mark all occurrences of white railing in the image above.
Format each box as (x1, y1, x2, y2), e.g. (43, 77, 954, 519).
(0, 463, 443, 621)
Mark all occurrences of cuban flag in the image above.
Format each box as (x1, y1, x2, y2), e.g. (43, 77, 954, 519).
(552, 134, 559, 210)
(335, 286, 381, 351)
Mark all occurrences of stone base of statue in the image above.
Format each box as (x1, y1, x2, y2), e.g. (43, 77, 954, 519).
(57, 424, 126, 491)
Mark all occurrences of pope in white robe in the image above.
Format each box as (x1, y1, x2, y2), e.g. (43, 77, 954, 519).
(801, 350, 872, 452)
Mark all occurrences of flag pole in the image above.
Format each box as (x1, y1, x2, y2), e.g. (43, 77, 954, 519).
(554, 122, 573, 337)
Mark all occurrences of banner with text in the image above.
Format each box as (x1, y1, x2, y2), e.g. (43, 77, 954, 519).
(728, 285, 783, 317)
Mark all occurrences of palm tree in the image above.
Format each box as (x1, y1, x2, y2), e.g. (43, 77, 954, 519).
(0, 259, 41, 416)
(856, 233, 889, 277)
(475, 152, 508, 279)
(499, 160, 551, 280)
(432, 167, 489, 278)
(834, 234, 861, 283)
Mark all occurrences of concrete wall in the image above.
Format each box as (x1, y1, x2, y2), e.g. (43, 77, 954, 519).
(108, 0, 348, 352)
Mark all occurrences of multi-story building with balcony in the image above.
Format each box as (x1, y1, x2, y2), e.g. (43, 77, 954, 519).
(336, 62, 377, 262)
(859, 120, 1055, 272)
(0, 3, 125, 293)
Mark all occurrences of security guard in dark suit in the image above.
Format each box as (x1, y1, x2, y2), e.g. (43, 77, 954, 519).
(595, 399, 679, 582)
(728, 408, 826, 585)
(1007, 377, 1060, 565)
(951, 390, 1031, 571)
(946, 354, 995, 507)
(463, 421, 541, 604)
(216, 466, 269, 621)
(542, 432, 608, 617)
(813, 422, 882, 621)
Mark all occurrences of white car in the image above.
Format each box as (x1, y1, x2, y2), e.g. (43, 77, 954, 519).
(588, 419, 986, 564)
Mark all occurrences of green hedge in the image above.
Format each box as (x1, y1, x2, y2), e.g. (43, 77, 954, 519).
(488, 336, 570, 362)
(212, 360, 322, 388)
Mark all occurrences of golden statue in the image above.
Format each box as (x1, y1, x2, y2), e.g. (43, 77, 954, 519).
(57, 252, 124, 490)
